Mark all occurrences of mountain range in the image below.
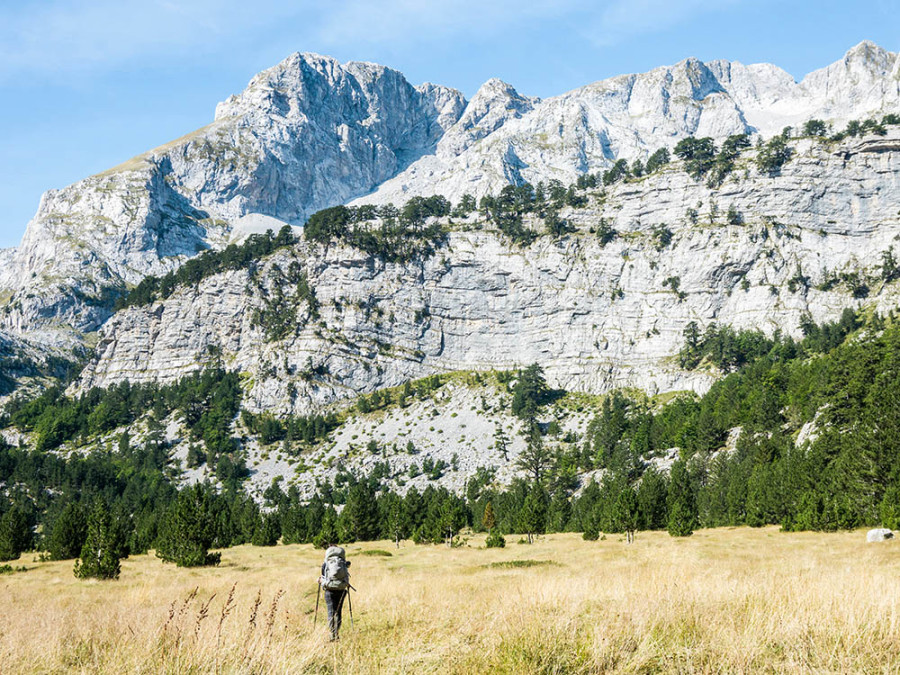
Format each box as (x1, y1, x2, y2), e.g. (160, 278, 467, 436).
(1, 40, 897, 346)
(2, 41, 900, 497)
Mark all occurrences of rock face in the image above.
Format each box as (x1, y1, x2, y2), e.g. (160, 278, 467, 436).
(2, 42, 899, 351)
(0, 54, 465, 342)
(0, 328, 75, 405)
(867, 528, 894, 542)
(76, 133, 900, 413)
(356, 41, 900, 207)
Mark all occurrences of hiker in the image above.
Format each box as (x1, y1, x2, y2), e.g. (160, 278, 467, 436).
(319, 545, 351, 640)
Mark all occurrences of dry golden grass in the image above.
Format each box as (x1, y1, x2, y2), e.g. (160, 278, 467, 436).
(1, 527, 899, 673)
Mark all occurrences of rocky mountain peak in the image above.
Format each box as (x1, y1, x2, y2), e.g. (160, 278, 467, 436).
(797, 41, 899, 119)
(2, 42, 899, 350)
(675, 56, 725, 100)
(438, 77, 537, 157)
(843, 39, 892, 67)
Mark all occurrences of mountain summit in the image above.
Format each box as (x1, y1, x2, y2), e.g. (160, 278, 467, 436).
(0, 42, 898, 349)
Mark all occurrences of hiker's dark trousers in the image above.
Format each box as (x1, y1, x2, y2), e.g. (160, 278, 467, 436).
(325, 589, 346, 638)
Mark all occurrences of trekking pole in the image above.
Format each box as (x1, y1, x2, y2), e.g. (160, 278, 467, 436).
(346, 589, 354, 630)
(314, 583, 321, 626)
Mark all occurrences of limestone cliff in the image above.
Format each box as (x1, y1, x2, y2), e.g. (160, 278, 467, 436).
(2, 41, 898, 352)
(77, 132, 900, 415)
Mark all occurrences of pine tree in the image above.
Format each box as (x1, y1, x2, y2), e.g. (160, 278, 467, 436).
(403, 487, 424, 534)
(380, 492, 407, 548)
(745, 462, 777, 527)
(614, 486, 639, 543)
(482, 500, 506, 547)
(511, 364, 549, 422)
(155, 484, 221, 567)
(548, 489, 572, 532)
(482, 501, 496, 531)
(438, 494, 467, 547)
(494, 425, 511, 461)
(667, 460, 698, 537)
(517, 430, 553, 483)
(880, 484, 900, 529)
(340, 482, 380, 542)
(0, 507, 31, 561)
(414, 487, 445, 544)
(49, 502, 87, 560)
(637, 467, 668, 530)
(519, 484, 548, 544)
(280, 503, 307, 544)
(74, 501, 123, 580)
(251, 513, 280, 546)
(313, 507, 339, 549)
(232, 497, 261, 544)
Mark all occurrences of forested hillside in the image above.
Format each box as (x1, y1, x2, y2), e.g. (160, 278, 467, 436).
(2, 45, 900, 570)
(2, 305, 898, 566)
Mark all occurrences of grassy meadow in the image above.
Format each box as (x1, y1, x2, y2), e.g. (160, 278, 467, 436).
(1, 527, 898, 673)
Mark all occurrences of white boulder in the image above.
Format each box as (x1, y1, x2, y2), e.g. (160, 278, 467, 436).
(867, 528, 894, 542)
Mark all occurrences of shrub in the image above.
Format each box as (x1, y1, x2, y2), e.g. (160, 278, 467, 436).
(486, 559, 557, 568)
(485, 528, 506, 548)
(596, 219, 617, 246)
(652, 225, 673, 251)
(803, 119, 828, 137)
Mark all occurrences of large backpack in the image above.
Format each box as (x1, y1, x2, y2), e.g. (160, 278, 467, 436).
(321, 546, 350, 591)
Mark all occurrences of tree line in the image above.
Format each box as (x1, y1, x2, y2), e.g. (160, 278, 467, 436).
(4, 311, 900, 577)
(116, 225, 298, 310)
(303, 196, 451, 262)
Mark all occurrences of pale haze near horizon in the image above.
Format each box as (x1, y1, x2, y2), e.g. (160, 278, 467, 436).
(0, 0, 897, 249)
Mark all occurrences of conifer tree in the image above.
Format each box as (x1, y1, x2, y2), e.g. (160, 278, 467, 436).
(438, 494, 468, 547)
(382, 492, 407, 548)
(74, 501, 122, 580)
(49, 502, 87, 560)
(745, 462, 778, 527)
(511, 364, 550, 422)
(339, 482, 380, 542)
(517, 429, 553, 484)
(482, 501, 496, 531)
(280, 503, 307, 544)
(403, 487, 424, 534)
(667, 460, 698, 537)
(483, 500, 506, 547)
(0, 506, 31, 561)
(881, 484, 900, 529)
(637, 467, 668, 530)
(519, 484, 548, 544)
(614, 486, 640, 543)
(155, 484, 221, 567)
(251, 513, 280, 546)
(313, 507, 339, 549)
(548, 489, 573, 532)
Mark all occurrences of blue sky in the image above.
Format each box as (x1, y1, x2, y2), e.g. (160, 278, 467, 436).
(0, 0, 897, 248)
